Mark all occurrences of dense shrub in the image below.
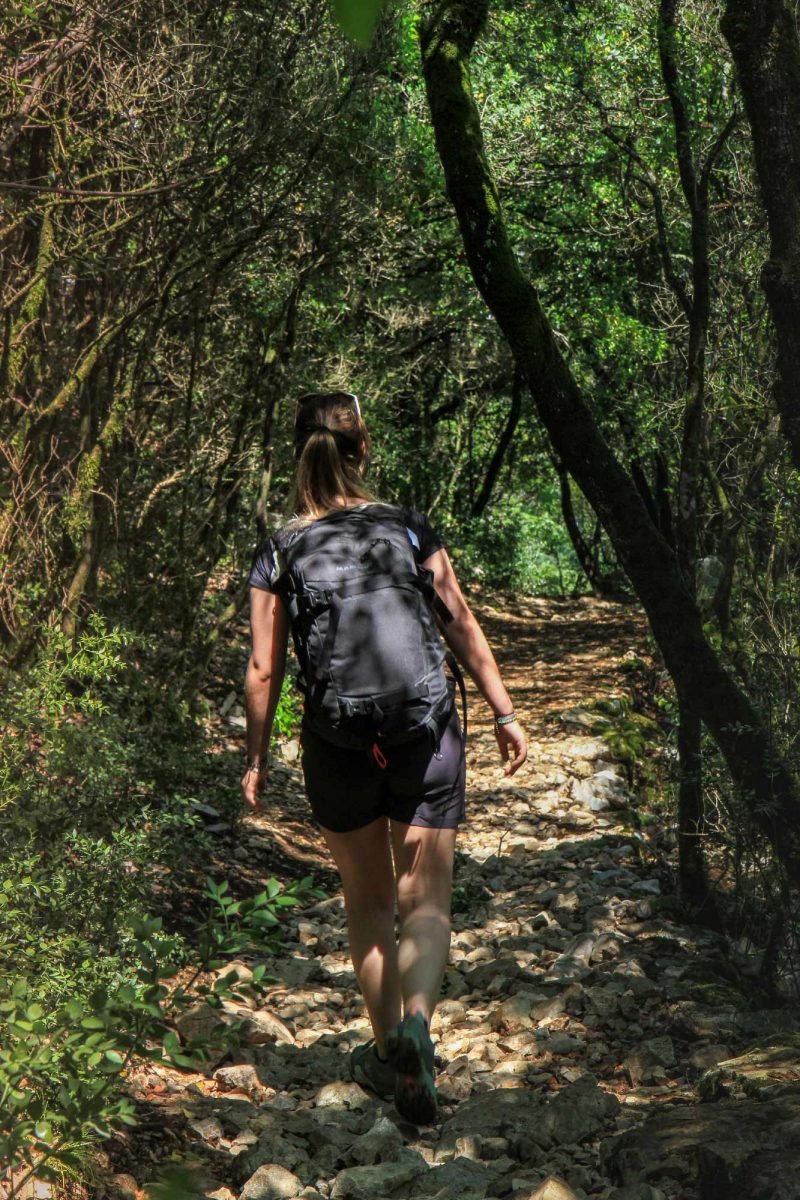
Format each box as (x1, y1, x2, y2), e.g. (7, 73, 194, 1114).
(0, 616, 316, 1188)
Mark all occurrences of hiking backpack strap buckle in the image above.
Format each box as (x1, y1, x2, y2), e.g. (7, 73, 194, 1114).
(300, 585, 333, 616)
(340, 697, 384, 722)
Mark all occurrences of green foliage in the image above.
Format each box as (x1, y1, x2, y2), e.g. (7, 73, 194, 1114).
(1, 618, 192, 1006)
(593, 697, 660, 774)
(145, 1167, 200, 1200)
(1, 613, 138, 834)
(333, 0, 384, 46)
(449, 483, 585, 595)
(0, 880, 321, 1188)
(0, 616, 324, 1188)
(273, 673, 303, 740)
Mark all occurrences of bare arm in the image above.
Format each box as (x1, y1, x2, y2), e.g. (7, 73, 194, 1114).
(241, 587, 290, 808)
(425, 546, 527, 776)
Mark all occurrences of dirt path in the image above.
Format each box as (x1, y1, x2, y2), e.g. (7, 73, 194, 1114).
(109, 596, 795, 1200)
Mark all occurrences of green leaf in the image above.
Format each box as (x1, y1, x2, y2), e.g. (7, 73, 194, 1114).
(99, 1057, 124, 1073)
(171, 1053, 197, 1068)
(146, 1166, 199, 1200)
(332, 0, 383, 47)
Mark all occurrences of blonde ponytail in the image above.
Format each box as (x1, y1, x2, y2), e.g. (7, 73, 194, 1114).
(289, 392, 375, 521)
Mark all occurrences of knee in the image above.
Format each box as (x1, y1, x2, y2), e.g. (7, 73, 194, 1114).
(396, 882, 451, 926)
(344, 886, 395, 925)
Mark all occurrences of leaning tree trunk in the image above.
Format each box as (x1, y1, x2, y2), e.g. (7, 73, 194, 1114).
(552, 456, 617, 596)
(472, 367, 523, 516)
(419, 0, 800, 884)
(721, 0, 800, 468)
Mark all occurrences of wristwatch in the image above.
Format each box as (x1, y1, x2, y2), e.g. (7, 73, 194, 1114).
(247, 761, 266, 773)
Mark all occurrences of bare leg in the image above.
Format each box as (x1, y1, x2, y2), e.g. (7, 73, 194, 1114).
(390, 822, 457, 1026)
(321, 818, 401, 1053)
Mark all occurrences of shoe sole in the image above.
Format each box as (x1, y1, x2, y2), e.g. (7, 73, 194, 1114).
(390, 1025, 437, 1125)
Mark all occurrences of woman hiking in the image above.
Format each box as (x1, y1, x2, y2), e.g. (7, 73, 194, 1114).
(242, 391, 527, 1125)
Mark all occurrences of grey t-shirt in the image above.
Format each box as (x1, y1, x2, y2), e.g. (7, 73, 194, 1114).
(248, 503, 444, 593)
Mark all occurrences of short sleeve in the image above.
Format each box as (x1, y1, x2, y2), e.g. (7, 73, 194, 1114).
(248, 536, 282, 592)
(402, 509, 445, 563)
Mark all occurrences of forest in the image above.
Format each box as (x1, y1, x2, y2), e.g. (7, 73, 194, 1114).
(2, 0, 800, 1197)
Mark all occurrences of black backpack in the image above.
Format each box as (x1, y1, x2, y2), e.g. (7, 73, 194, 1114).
(272, 505, 466, 751)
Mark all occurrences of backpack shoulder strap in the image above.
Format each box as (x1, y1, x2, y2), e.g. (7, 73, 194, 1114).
(401, 519, 466, 732)
(412, 562, 454, 626)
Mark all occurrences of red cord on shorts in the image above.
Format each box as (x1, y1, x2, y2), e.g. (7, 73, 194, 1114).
(372, 742, 388, 769)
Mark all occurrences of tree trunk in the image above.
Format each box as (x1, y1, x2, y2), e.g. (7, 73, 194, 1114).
(676, 691, 721, 927)
(658, 0, 711, 587)
(617, 418, 675, 548)
(419, 0, 800, 883)
(61, 501, 101, 642)
(658, 0, 725, 921)
(553, 456, 617, 596)
(654, 449, 675, 549)
(721, 0, 800, 467)
(472, 367, 523, 516)
(256, 280, 304, 541)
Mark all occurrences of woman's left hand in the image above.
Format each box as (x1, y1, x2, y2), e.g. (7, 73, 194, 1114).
(495, 721, 527, 776)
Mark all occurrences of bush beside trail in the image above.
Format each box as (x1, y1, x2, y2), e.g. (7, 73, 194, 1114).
(0, 617, 318, 1191)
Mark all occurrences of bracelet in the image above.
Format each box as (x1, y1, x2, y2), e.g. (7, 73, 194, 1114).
(494, 712, 517, 727)
(247, 761, 266, 773)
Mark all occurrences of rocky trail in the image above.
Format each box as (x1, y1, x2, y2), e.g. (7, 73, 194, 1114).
(110, 597, 800, 1200)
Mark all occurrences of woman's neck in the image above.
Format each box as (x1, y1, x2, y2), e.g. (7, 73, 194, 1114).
(330, 496, 370, 509)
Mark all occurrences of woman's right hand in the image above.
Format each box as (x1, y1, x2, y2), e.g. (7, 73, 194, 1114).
(241, 765, 268, 810)
(495, 720, 527, 776)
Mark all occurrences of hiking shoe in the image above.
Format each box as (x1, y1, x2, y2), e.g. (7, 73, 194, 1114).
(385, 1010, 437, 1125)
(349, 1038, 396, 1101)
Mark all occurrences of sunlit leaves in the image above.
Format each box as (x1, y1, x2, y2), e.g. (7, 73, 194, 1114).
(0, 863, 322, 1183)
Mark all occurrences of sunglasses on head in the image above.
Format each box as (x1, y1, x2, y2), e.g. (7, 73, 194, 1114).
(296, 391, 361, 420)
(343, 392, 361, 419)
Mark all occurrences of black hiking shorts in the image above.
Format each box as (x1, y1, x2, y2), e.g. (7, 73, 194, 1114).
(299, 704, 466, 833)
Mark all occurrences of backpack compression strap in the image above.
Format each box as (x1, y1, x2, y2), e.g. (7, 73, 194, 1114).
(415, 568, 468, 738)
(309, 573, 420, 706)
(300, 566, 468, 738)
